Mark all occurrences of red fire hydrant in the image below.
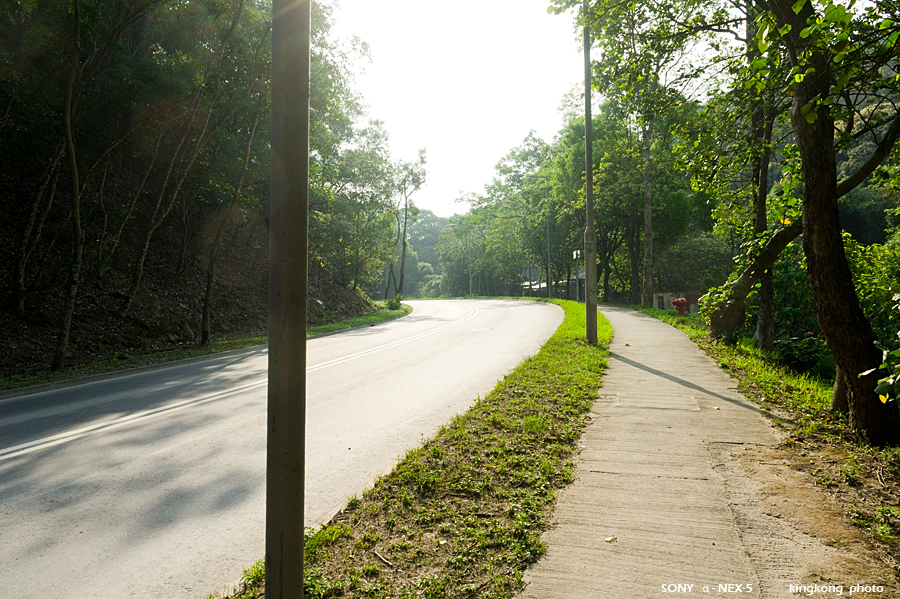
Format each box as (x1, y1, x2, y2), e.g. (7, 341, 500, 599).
(672, 297, 688, 316)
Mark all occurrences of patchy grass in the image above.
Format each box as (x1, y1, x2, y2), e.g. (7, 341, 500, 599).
(0, 304, 412, 394)
(217, 300, 612, 599)
(308, 302, 412, 336)
(636, 305, 900, 573)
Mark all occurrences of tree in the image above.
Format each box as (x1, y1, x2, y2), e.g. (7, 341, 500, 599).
(555, 0, 715, 305)
(394, 149, 426, 298)
(52, 0, 84, 371)
(407, 210, 449, 278)
(748, 0, 900, 444)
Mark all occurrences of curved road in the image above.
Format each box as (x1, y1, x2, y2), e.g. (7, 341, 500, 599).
(0, 299, 562, 599)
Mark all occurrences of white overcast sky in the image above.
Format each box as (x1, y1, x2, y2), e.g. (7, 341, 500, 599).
(330, 0, 585, 218)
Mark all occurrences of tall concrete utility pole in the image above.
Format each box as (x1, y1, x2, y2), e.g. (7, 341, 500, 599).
(268, 0, 310, 597)
(583, 0, 598, 344)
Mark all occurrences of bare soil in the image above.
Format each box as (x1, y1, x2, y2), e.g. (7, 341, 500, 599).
(716, 439, 900, 598)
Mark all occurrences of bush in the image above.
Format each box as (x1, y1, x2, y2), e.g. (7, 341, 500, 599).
(772, 335, 836, 381)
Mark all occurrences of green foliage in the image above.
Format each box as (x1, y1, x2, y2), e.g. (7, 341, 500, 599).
(772, 336, 834, 381)
(860, 294, 900, 406)
(655, 232, 732, 291)
(1, 0, 419, 352)
(241, 559, 265, 586)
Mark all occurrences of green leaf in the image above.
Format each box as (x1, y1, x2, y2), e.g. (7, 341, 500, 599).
(779, 23, 793, 36)
(792, 0, 807, 14)
(805, 110, 818, 124)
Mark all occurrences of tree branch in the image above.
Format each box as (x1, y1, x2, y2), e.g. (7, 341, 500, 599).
(836, 113, 900, 198)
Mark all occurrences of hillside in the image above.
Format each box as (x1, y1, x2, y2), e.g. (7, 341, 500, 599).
(0, 217, 373, 376)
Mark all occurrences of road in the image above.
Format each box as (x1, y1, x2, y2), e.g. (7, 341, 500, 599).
(0, 299, 562, 599)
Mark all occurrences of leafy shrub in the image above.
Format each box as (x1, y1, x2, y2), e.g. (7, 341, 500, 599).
(772, 335, 835, 381)
(386, 294, 402, 310)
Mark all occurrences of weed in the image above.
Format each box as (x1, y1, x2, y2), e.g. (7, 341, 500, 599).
(357, 532, 380, 549)
(841, 455, 862, 486)
(816, 476, 838, 488)
(241, 559, 265, 586)
(305, 523, 352, 563)
(362, 564, 381, 578)
(849, 505, 900, 539)
(874, 507, 900, 539)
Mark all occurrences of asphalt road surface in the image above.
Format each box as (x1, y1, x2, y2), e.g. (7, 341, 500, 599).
(0, 299, 563, 599)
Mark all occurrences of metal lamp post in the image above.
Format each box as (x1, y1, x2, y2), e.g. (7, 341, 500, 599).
(583, 0, 598, 344)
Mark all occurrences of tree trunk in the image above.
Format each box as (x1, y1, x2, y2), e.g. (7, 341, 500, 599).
(752, 103, 776, 350)
(398, 196, 409, 297)
(754, 272, 775, 349)
(100, 132, 161, 276)
(52, 0, 83, 372)
(602, 260, 611, 303)
(771, 0, 900, 445)
(628, 214, 641, 304)
(640, 119, 654, 306)
(832, 365, 849, 413)
(13, 142, 64, 317)
(384, 261, 397, 300)
(121, 3, 241, 317)
(709, 219, 802, 342)
(201, 98, 261, 345)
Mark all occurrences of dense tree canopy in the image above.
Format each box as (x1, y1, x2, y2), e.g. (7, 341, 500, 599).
(0, 0, 425, 368)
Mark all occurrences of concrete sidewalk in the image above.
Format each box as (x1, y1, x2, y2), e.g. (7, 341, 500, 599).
(520, 306, 781, 597)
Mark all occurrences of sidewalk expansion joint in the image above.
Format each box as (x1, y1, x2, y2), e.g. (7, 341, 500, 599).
(587, 470, 710, 481)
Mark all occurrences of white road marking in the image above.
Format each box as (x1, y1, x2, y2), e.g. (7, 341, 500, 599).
(305, 304, 478, 373)
(0, 304, 480, 461)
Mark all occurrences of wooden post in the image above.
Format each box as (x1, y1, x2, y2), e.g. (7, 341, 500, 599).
(267, 0, 310, 596)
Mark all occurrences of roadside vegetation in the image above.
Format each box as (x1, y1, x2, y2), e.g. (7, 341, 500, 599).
(215, 299, 612, 599)
(0, 302, 411, 394)
(638, 306, 900, 572)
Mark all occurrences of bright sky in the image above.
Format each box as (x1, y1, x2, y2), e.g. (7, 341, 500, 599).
(331, 0, 585, 218)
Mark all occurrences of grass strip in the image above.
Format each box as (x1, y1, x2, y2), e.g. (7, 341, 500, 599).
(218, 300, 612, 599)
(0, 303, 412, 393)
(308, 303, 412, 337)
